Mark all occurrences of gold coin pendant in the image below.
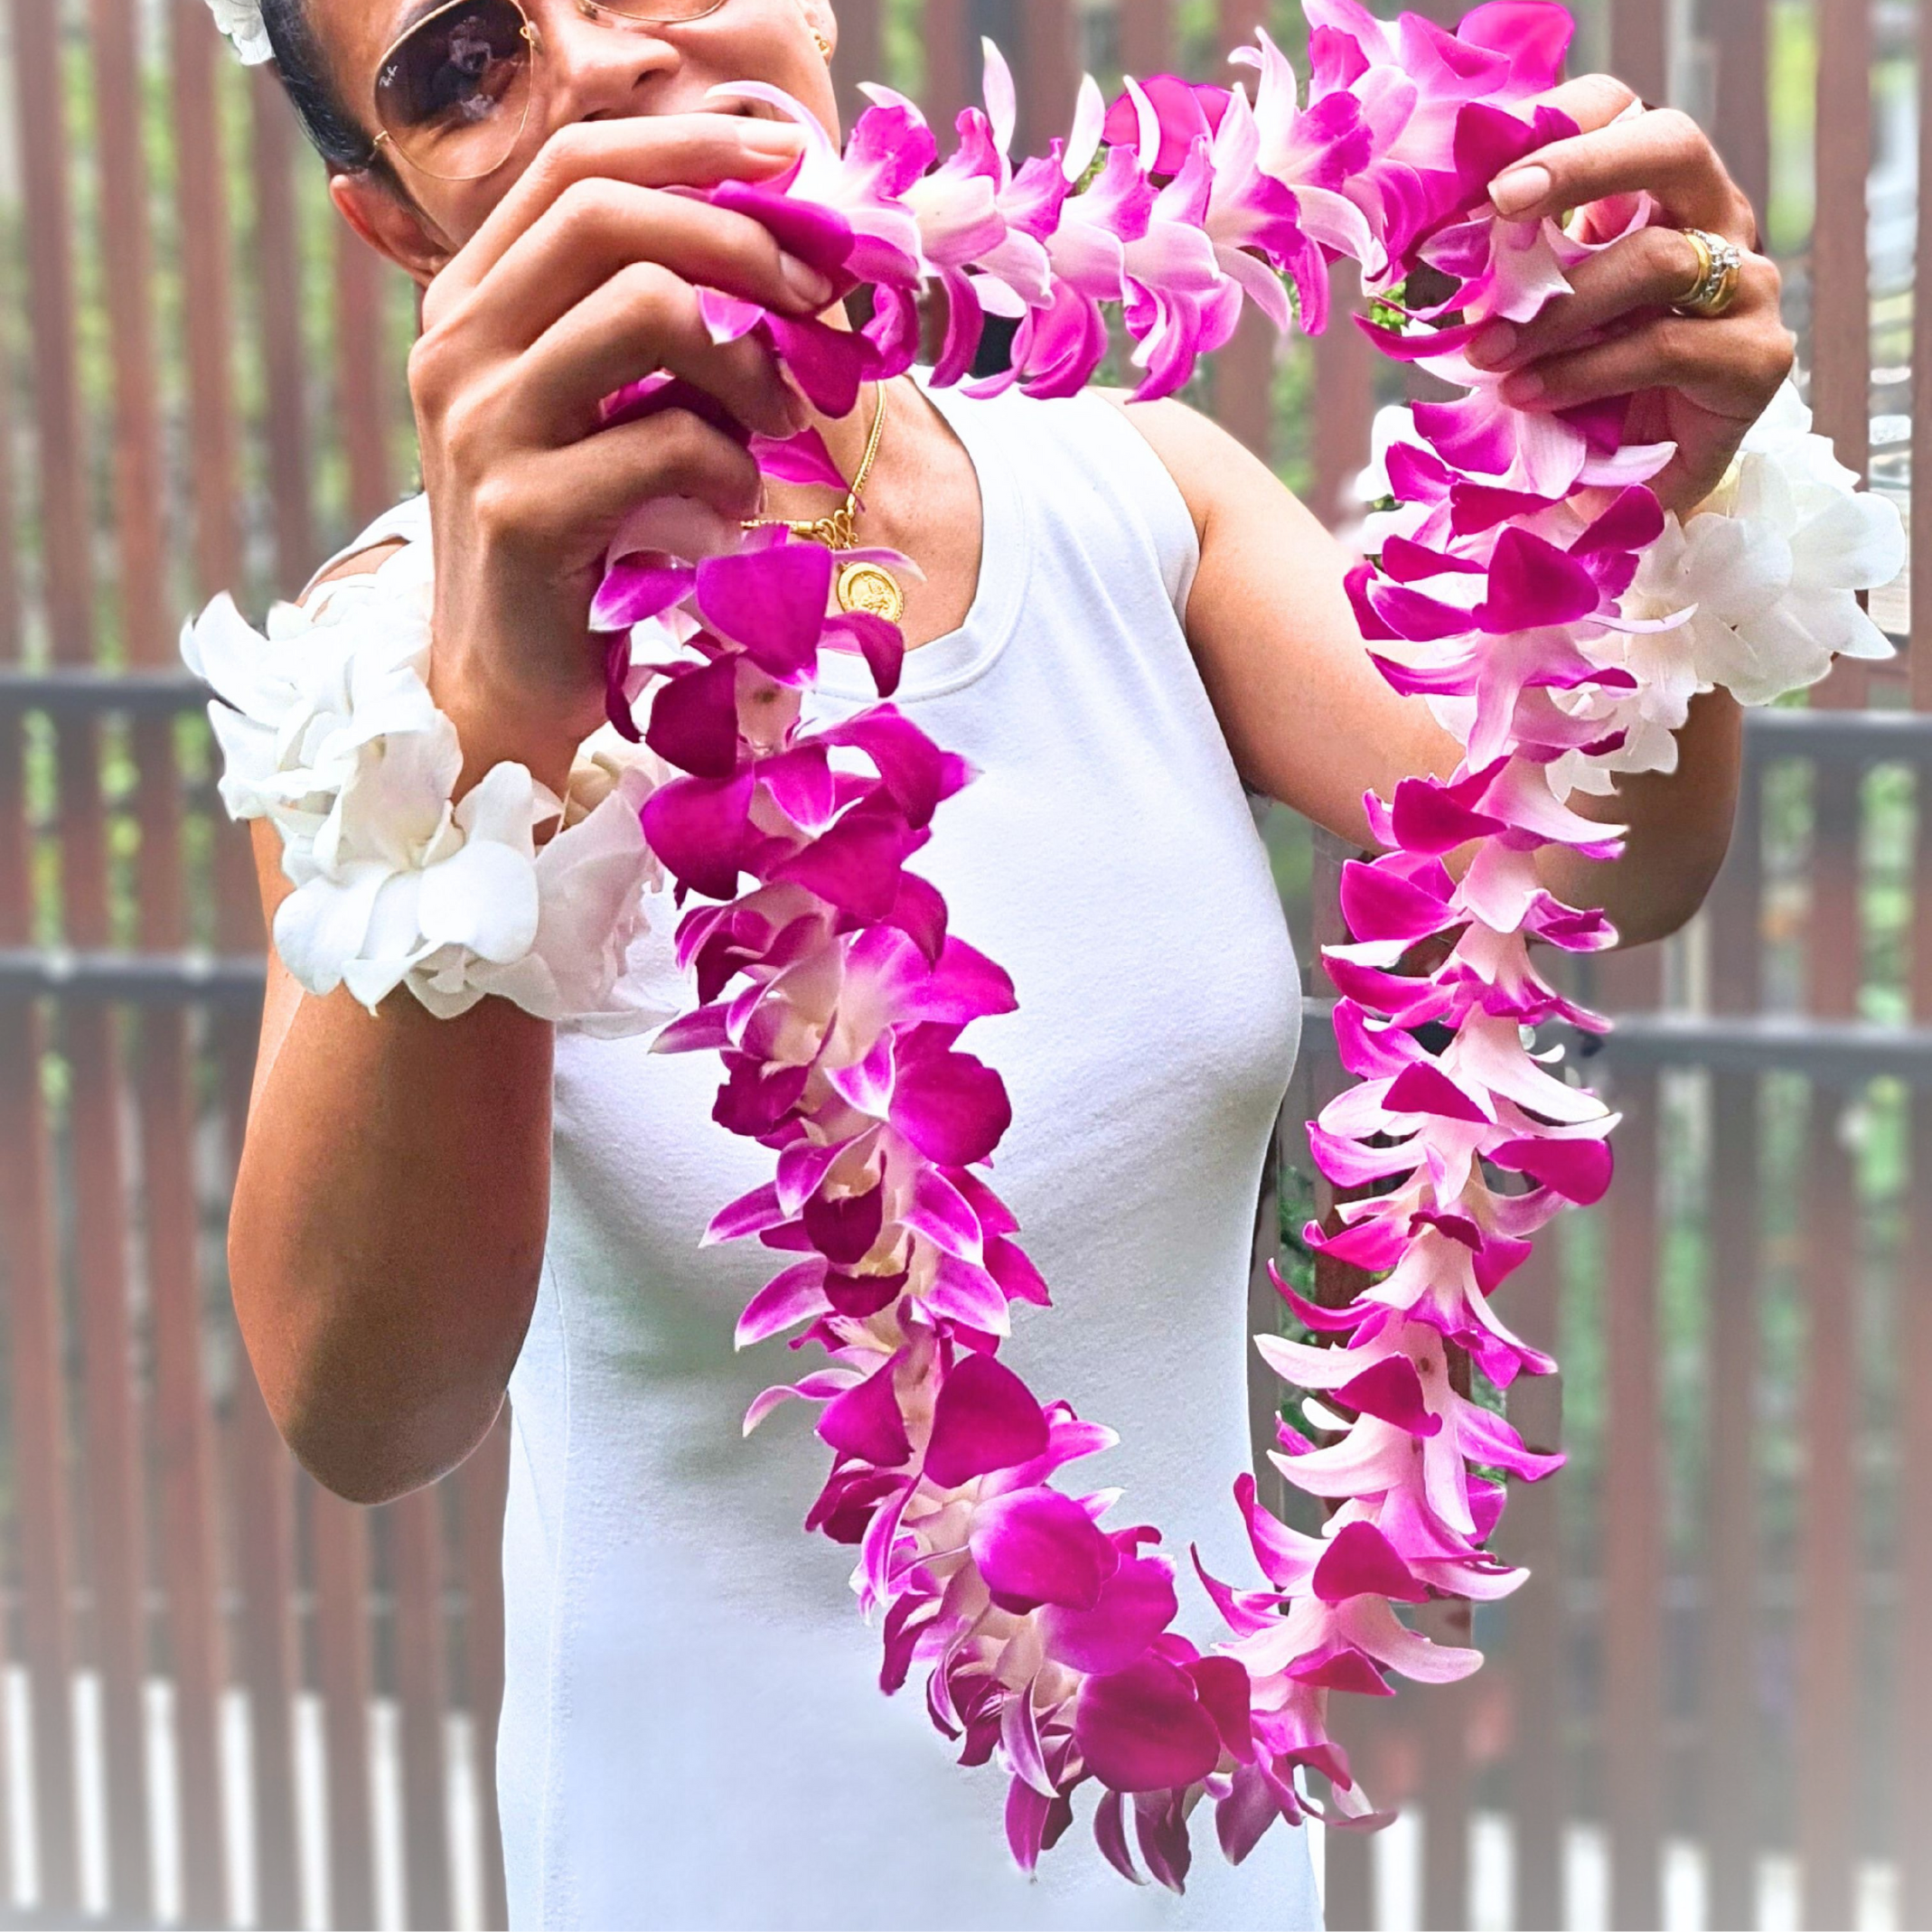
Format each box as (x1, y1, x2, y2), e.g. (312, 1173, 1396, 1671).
(835, 560, 906, 626)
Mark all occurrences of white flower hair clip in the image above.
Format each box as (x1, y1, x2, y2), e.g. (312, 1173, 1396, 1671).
(206, 0, 274, 65)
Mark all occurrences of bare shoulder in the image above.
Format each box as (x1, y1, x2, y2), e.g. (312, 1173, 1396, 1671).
(1092, 387, 1279, 539)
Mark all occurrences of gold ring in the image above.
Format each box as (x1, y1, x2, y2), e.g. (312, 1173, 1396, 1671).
(1672, 227, 1743, 319)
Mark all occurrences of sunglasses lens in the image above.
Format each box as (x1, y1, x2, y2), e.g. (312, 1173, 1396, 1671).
(375, 0, 534, 180)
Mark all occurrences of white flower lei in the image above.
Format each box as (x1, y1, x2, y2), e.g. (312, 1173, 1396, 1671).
(206, 0, 273, 66)
(181, 539, 673, 1036)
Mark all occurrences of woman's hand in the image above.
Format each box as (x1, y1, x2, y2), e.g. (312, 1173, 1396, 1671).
(406, 113, 833, 792)
(1466, 75, 1796, 515)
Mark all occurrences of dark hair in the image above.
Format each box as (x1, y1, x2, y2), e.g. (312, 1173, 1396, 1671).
(260, 0, 392, 179)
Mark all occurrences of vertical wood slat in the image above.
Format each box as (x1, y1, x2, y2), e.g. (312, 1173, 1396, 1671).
(336, 225, 398, 533)
(921, 0, 972, 135)
(312, 1484, 379, 1932)
(1899, 37, 1932, 1918)
(12, 0, 155, 1909)
(1793, 749, 1863, 1931)
(1503, 1236, 1566, 1932)
(1116, 0, 1174, 80)
(89, 0, 232, 1910)
(89, 0, 233, 1918)
(1810, 0, 1873, 709)
(1702, 772, 1767, 1932)
(1608, 0, 1668, 112)
(393, 1487, 454, 1930)
(830, 0, 884, 136)
(1597, 947, 1664, 1932)
(1311, 258, 1374, 532)
(1015, 0, 1080, 166)
(461, 1420, 511, 1932)
(251, 68, 320, 594)
(1708, 0, 1770, 223)
(0, 233, 80, 1922)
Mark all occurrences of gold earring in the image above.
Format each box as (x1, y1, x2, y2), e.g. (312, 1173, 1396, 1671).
(812, 28, 831, 60)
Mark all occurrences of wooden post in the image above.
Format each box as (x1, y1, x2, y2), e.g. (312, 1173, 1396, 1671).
(1702, 773, 1767, 1932)
(1796, 751, 1864, 1932)
(90, 0, 231, 1915)
(14, 0, 155, 1907)
(1598, 946, 1665, 1932)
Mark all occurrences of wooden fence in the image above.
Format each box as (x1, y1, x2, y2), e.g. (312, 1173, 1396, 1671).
(0, 0, 1919, 1925)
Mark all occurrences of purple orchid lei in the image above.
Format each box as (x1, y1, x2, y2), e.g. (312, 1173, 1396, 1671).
(584, 0, 1690, 1886)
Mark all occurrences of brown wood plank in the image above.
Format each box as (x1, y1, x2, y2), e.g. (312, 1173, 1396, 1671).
(391, 1487, 453, 1930)
(1904, 127, 1932, 1904)
(250, 70, 320, 595)
(229, 1374, 305, 1932)
(1502, 1237, 1565, 1932)
(1810, 0, 1871, 486)
(920, 0, 972, 132)
(1708, 0, 1769, 223)
(830, 0, 883, 134)
(335, 219, 398, 535)
(0, 127, 80, 1920)
(1916, 5, 1932, 722)
(1702, 770, 1766, 1930)
(311, 1485, 378, 1931)
(1015, 0, 1079, 162)
(1311, 260, 1374, 532)
(12, 0, 155, 1904)
(1418, 1601, 1471, 1932)
(1796, 758, 1862, 1931)
(1598, 945, 1663, 1932)
(1116, 0, 1173, 80)
(460, 1417, 511, 1931)
(1608, 0, 1668, 113)
(87, 0, 230, 1913)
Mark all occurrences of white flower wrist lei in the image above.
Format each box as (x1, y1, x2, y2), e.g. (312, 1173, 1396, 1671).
(182, 540, 673, 1036)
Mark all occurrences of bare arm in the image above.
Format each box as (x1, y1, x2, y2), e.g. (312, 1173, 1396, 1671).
(230, 550, 561, 1505)
(1107, 399, 1738, 948)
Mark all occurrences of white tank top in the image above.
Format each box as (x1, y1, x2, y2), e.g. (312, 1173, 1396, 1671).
(328, 375, 1318, 1930)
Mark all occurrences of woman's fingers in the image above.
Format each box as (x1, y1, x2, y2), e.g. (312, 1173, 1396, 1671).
(437, 176, 832, 360)
(1467, 225, 1779, 371)
(486, 407, 766, 557)
(507, 260, 803, 445)
(1493, 306, 1796, 421)
(1487, 91, 1756, 244)
(427, 111, 807, 316)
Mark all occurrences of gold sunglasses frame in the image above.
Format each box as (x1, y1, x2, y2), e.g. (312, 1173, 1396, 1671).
(369, 0, 731, 182)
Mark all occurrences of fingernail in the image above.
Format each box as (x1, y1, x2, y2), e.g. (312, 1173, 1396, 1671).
(1467, 321, 1518, 369)
(780, 254, 834, 309)
(1489, 164, 1551, 217)
(1500, 367, 1545, 405)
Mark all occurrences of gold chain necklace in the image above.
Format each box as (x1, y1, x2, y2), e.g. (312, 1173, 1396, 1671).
(742, 380, 905, 624)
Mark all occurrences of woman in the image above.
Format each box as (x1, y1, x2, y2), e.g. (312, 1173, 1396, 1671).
(223, 0, 1788, 1924)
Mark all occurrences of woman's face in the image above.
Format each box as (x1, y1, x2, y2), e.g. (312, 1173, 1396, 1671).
(314, 0, 839, 268)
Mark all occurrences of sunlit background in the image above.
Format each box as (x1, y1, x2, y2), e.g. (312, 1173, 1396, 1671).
(0, 0, 1921, 1927)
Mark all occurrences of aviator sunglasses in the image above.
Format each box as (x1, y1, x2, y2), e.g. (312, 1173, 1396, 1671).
(370, 0, 729, 180)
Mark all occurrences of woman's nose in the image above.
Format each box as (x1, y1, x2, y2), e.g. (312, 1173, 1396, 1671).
(538, 0, 680, 121)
